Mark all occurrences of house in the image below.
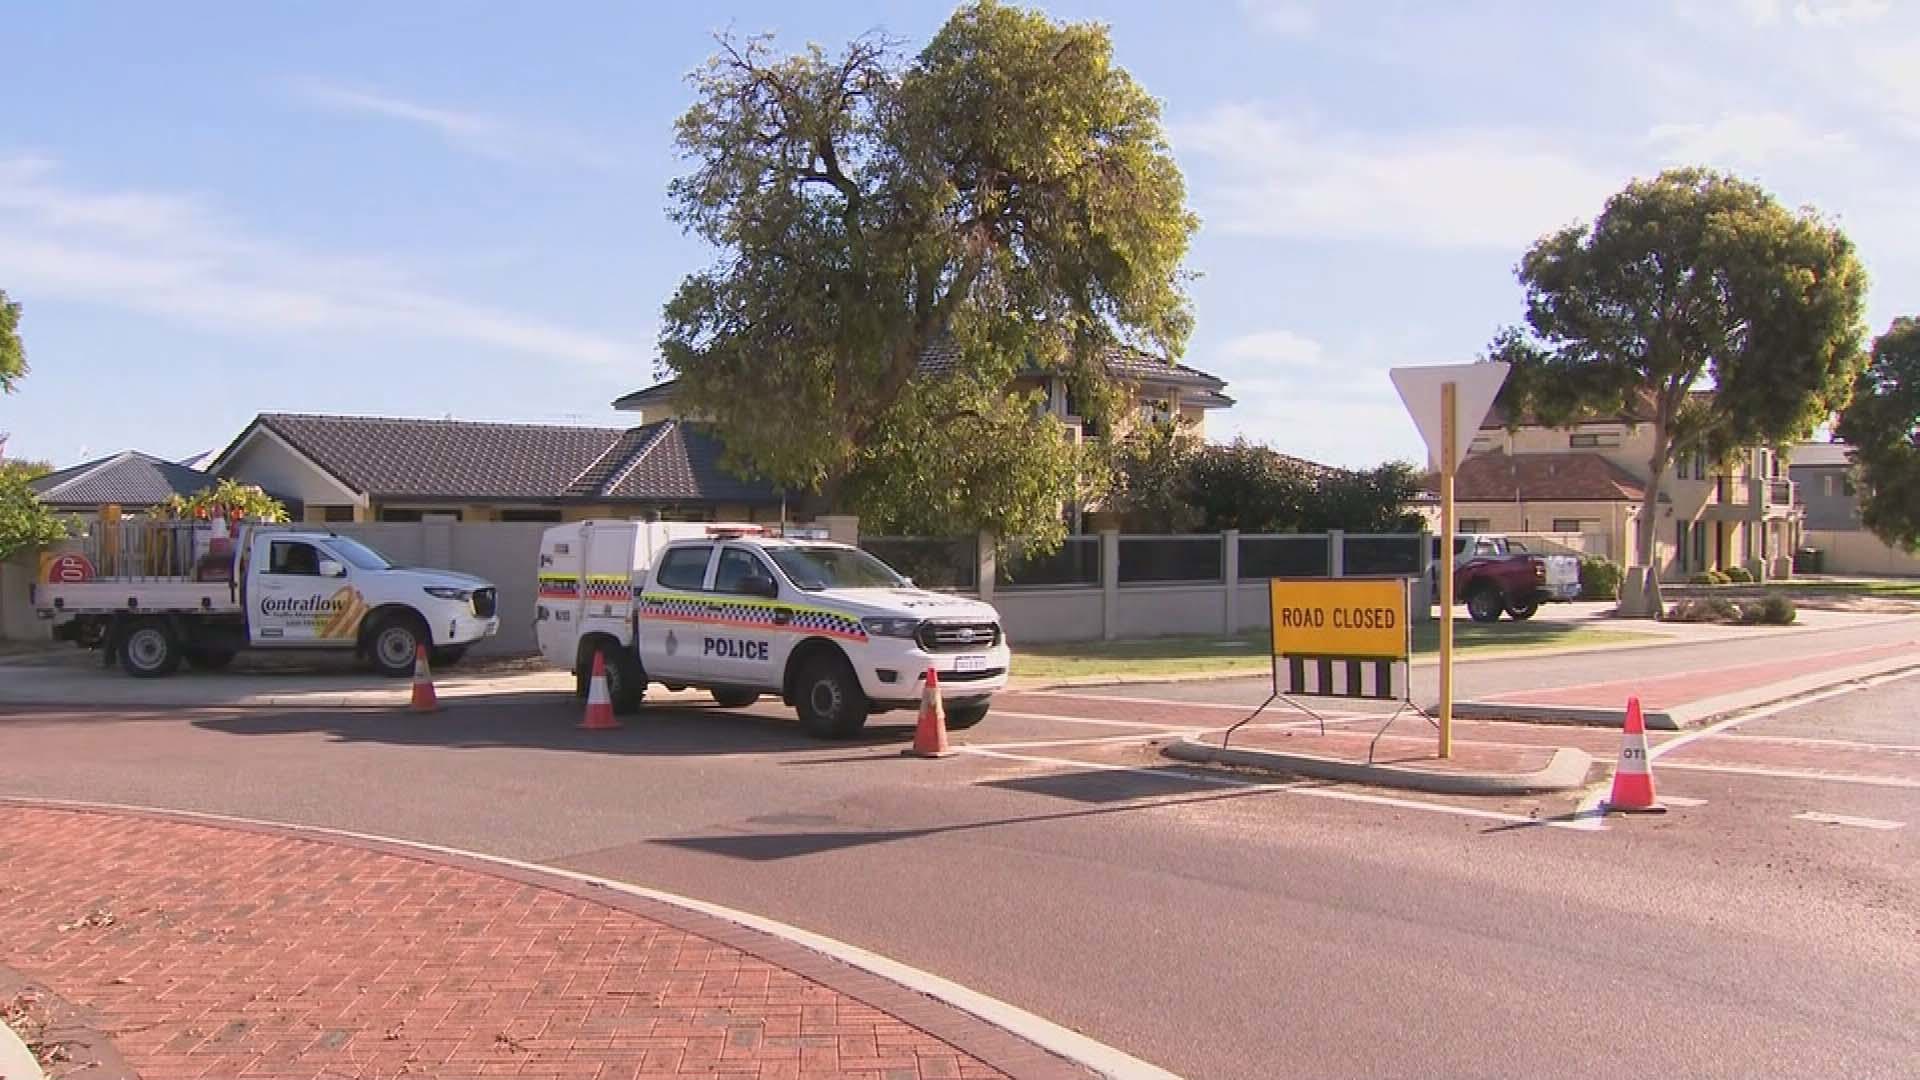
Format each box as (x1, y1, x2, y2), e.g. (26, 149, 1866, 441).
(1787, 441, 1920, 576)
(1453, 404, 1799, 578)
(27, 451, 215, 515)
(209, 413, 785, 525)
(615, 341, 1235, 439)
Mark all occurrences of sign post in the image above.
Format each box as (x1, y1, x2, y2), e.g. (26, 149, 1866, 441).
(1390, 362, 1509, 760)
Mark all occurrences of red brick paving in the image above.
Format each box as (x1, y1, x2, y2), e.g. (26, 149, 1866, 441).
(0, 805, 1070, 1079)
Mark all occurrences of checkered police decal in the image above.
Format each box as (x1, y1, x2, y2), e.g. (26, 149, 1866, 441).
(639, 591, 867, 642)
(584, 575, 632, 603)
(536, 573, 578, 601)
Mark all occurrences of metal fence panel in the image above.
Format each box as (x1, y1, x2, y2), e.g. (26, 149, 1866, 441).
(1342, 534, 1423, 576)
(858, 536, 978, 590)
(1239, 534, 1331, 579)
(1119, 535, 1224, 584)
(997, 536, 1100, 589)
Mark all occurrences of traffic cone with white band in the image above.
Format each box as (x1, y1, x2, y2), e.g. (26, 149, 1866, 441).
(1606, 696, 1664, 813)
(905, 666, 953, 758)
(579, 651, 621, 731)
(409, 644, 439, 714)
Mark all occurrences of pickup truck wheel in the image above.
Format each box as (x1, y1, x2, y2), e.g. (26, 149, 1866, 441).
(796, 655, 868, 739)
(120, 620, 181, 678)
(946, 702, 990, 730)
(368, 615, 427, 677)
(1505, 599, 1539, 621)
(1466, 585, 1506, 623)
(584, 642, 644, 715)
(184, 648, 236, 671)
(711, 689, 759, 708)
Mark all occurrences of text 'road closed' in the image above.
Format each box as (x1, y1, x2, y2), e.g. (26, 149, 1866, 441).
(1268, 578, 1411, 660)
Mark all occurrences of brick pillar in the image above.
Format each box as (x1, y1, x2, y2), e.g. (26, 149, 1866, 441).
(1100, 529, 1121, 641)
(1222, 529, 1240, 634)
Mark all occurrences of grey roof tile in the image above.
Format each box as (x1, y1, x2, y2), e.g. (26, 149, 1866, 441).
(30, 452, 213, 508)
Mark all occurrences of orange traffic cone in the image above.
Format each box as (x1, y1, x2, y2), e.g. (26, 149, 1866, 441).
(905, 666, 953, 758)
(1606, 696, 1665, 814)
(578, 651, 621, 731)
(409, 644, 439, 714)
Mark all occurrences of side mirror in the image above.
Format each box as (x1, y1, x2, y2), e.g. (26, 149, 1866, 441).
(318, 559, 346, 578)
(748, 575, 779, 599)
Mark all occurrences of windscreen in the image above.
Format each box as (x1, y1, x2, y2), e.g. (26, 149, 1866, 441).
(327, 537, 393, 571)
(769, 546, 907, 591)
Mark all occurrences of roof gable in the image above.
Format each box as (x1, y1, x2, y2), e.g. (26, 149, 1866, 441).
(29, 451, 213, 508)
(1452, 451, 1647, 503)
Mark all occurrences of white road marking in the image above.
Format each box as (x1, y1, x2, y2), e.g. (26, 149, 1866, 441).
(1029, 690, 1369, 720)
(1657, 761, 1920, 789)
(1649, 667, 1920, 762)
(1793, 811, 1905, 831)
(2, 797, 1181, 1080)
(1723, 733, 1920, 754)
(962, 733, 1177, 752)
(958, 747, 1602, 832)
(989, 709, 1205, 733)
(1661, 795, 1709, 807)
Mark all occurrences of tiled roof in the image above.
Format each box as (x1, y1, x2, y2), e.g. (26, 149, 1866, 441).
(615, 342, 1228, 409)
(29, 451, 212, 508)
(219, 413, 780, 505)
(1452, 451, 1646, 503)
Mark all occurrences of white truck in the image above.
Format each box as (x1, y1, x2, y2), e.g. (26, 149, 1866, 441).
(535, 521, 1011, 738)
(36, 523, 500, 677)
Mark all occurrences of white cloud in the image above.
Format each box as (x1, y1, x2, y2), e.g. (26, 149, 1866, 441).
(0, 156, 639, 369)
(289, 80, 622, 170)
(1645, 110, 1854, 165)
(1239, 0, 1315, 36)
(1173, 105, 1626, 249)
(1793, 0, 1891, 26)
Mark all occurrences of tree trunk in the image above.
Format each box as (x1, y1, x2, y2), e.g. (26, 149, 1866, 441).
(1636, 427, 1673, 620)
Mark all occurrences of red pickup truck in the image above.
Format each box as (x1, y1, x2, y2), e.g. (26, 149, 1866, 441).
(1428, 534, 1582, 622)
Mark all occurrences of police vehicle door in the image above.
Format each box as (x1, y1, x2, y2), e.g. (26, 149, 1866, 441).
(642, 543, 714, 680)
(704, 545, 784, 689)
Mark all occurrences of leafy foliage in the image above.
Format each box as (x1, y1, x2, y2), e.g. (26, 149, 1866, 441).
(1836, 317, 1920, 551)
(1490, 168, 1868, 604)
(152, 479, 289, 523)
(660, 2, 1197, 543)
(1579, 556, 1623, 600)
(0, 469, 70, 560)
(0, 290, 24, 394)
(1724, 564, 1754, 584)
(0, 458, 53, 484)
(1108, 420, 1202, 532)
(1117, 436, 1422, 535)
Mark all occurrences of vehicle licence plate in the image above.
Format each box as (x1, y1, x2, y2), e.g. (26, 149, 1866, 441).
(954, 654, 989, 673)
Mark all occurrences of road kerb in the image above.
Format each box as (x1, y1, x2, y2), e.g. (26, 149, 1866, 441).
(1457, 656, 1920, 730)
(1163, 736, 1594, 795)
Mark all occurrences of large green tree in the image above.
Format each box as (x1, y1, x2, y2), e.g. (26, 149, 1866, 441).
(660, 1, 1196, 546)
(0, 289, 25, 393)
(1836, 318, 1920, 551)
(1491, 168, 1867, 614)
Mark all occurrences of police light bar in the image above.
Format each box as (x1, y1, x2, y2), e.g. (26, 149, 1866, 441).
(705, 524, 767, 538)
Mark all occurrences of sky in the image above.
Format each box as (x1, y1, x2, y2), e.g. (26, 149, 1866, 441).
(3, 0, 1919, 470)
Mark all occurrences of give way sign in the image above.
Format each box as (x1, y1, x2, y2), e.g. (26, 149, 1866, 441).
(1389, 362, 1510, 466)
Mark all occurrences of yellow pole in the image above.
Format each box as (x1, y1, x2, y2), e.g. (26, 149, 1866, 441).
(1439, 381, 1456, 759)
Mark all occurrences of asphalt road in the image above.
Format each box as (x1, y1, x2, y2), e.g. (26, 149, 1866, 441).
(2, 627, 1916, 1079)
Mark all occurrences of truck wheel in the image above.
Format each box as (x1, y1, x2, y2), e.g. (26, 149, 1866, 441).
(120, 619, 181, 678)
(795, 654, 868, 739)
(946, 702, 990, 730)
(184, 648, 236, 671)
(1466, 585, 1506, 623)
(1505, 599, 1539, 621)
(712, 689, 759, 708)
(367, 614, 427, 677)
(581, 642, 644, 715)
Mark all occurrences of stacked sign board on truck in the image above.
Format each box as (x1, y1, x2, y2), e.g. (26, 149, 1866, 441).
(535, 521, 1011, 738)
(36, 521, 499, 677)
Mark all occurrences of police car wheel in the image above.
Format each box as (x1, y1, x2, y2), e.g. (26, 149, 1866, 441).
(797, 656, 867, 739)
(712, 688, 759, 708)
(946, 702, 990, 730)
(599, 646, 644, 715)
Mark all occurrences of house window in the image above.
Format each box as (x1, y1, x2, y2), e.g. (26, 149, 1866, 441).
(1551, 518, 1592, 534)
(1458, 518, 1491, 533)
(500, 509, 563, 523)
(378, 508, 464, 522)
(1568, 431, 1620, 449)
(323, 506, 355, 523)
(1693, 521, 1707, 570)
(1138, 398, 1173, 426)
(1674, 521, 1689, 573)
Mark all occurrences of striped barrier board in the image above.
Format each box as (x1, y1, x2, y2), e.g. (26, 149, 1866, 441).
(1284, 655, 1403, 700)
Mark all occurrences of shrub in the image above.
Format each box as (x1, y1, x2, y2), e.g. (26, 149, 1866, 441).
(1688, 570, 1731, 586)
(1738, 600, 1765, 624)
(1579, 557, 1623, 601)
(1759, 593, 1797, 625)
(1668, 596, 1740, 623)
(1724, 565, 1755, 584)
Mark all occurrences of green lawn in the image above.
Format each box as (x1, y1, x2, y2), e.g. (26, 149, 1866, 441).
(1769, 578, 1920, 599)
(1011, 620, 1659, 681)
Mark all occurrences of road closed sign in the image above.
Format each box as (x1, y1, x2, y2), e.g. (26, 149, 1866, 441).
(1268, 578, 1411, 660)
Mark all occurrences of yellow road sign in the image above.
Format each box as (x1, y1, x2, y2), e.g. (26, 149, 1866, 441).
(1268, 578, 1410, 660)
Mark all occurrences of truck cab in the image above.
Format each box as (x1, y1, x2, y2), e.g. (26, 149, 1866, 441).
(536, 521, 1011, 738)
(1427, 533, 1582, 621)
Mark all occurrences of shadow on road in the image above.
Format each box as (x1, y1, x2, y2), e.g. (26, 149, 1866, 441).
(192, 701, 918, 756)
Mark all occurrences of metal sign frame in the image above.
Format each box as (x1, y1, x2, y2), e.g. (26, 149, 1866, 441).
(1224, 576, 1437, 762)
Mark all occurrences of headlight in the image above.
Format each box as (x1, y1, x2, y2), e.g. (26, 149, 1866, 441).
(861, 616, 921, 638)
(424, 586, 473, 601)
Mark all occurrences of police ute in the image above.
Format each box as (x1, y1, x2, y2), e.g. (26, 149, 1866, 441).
(534, 521, 1011, 738)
